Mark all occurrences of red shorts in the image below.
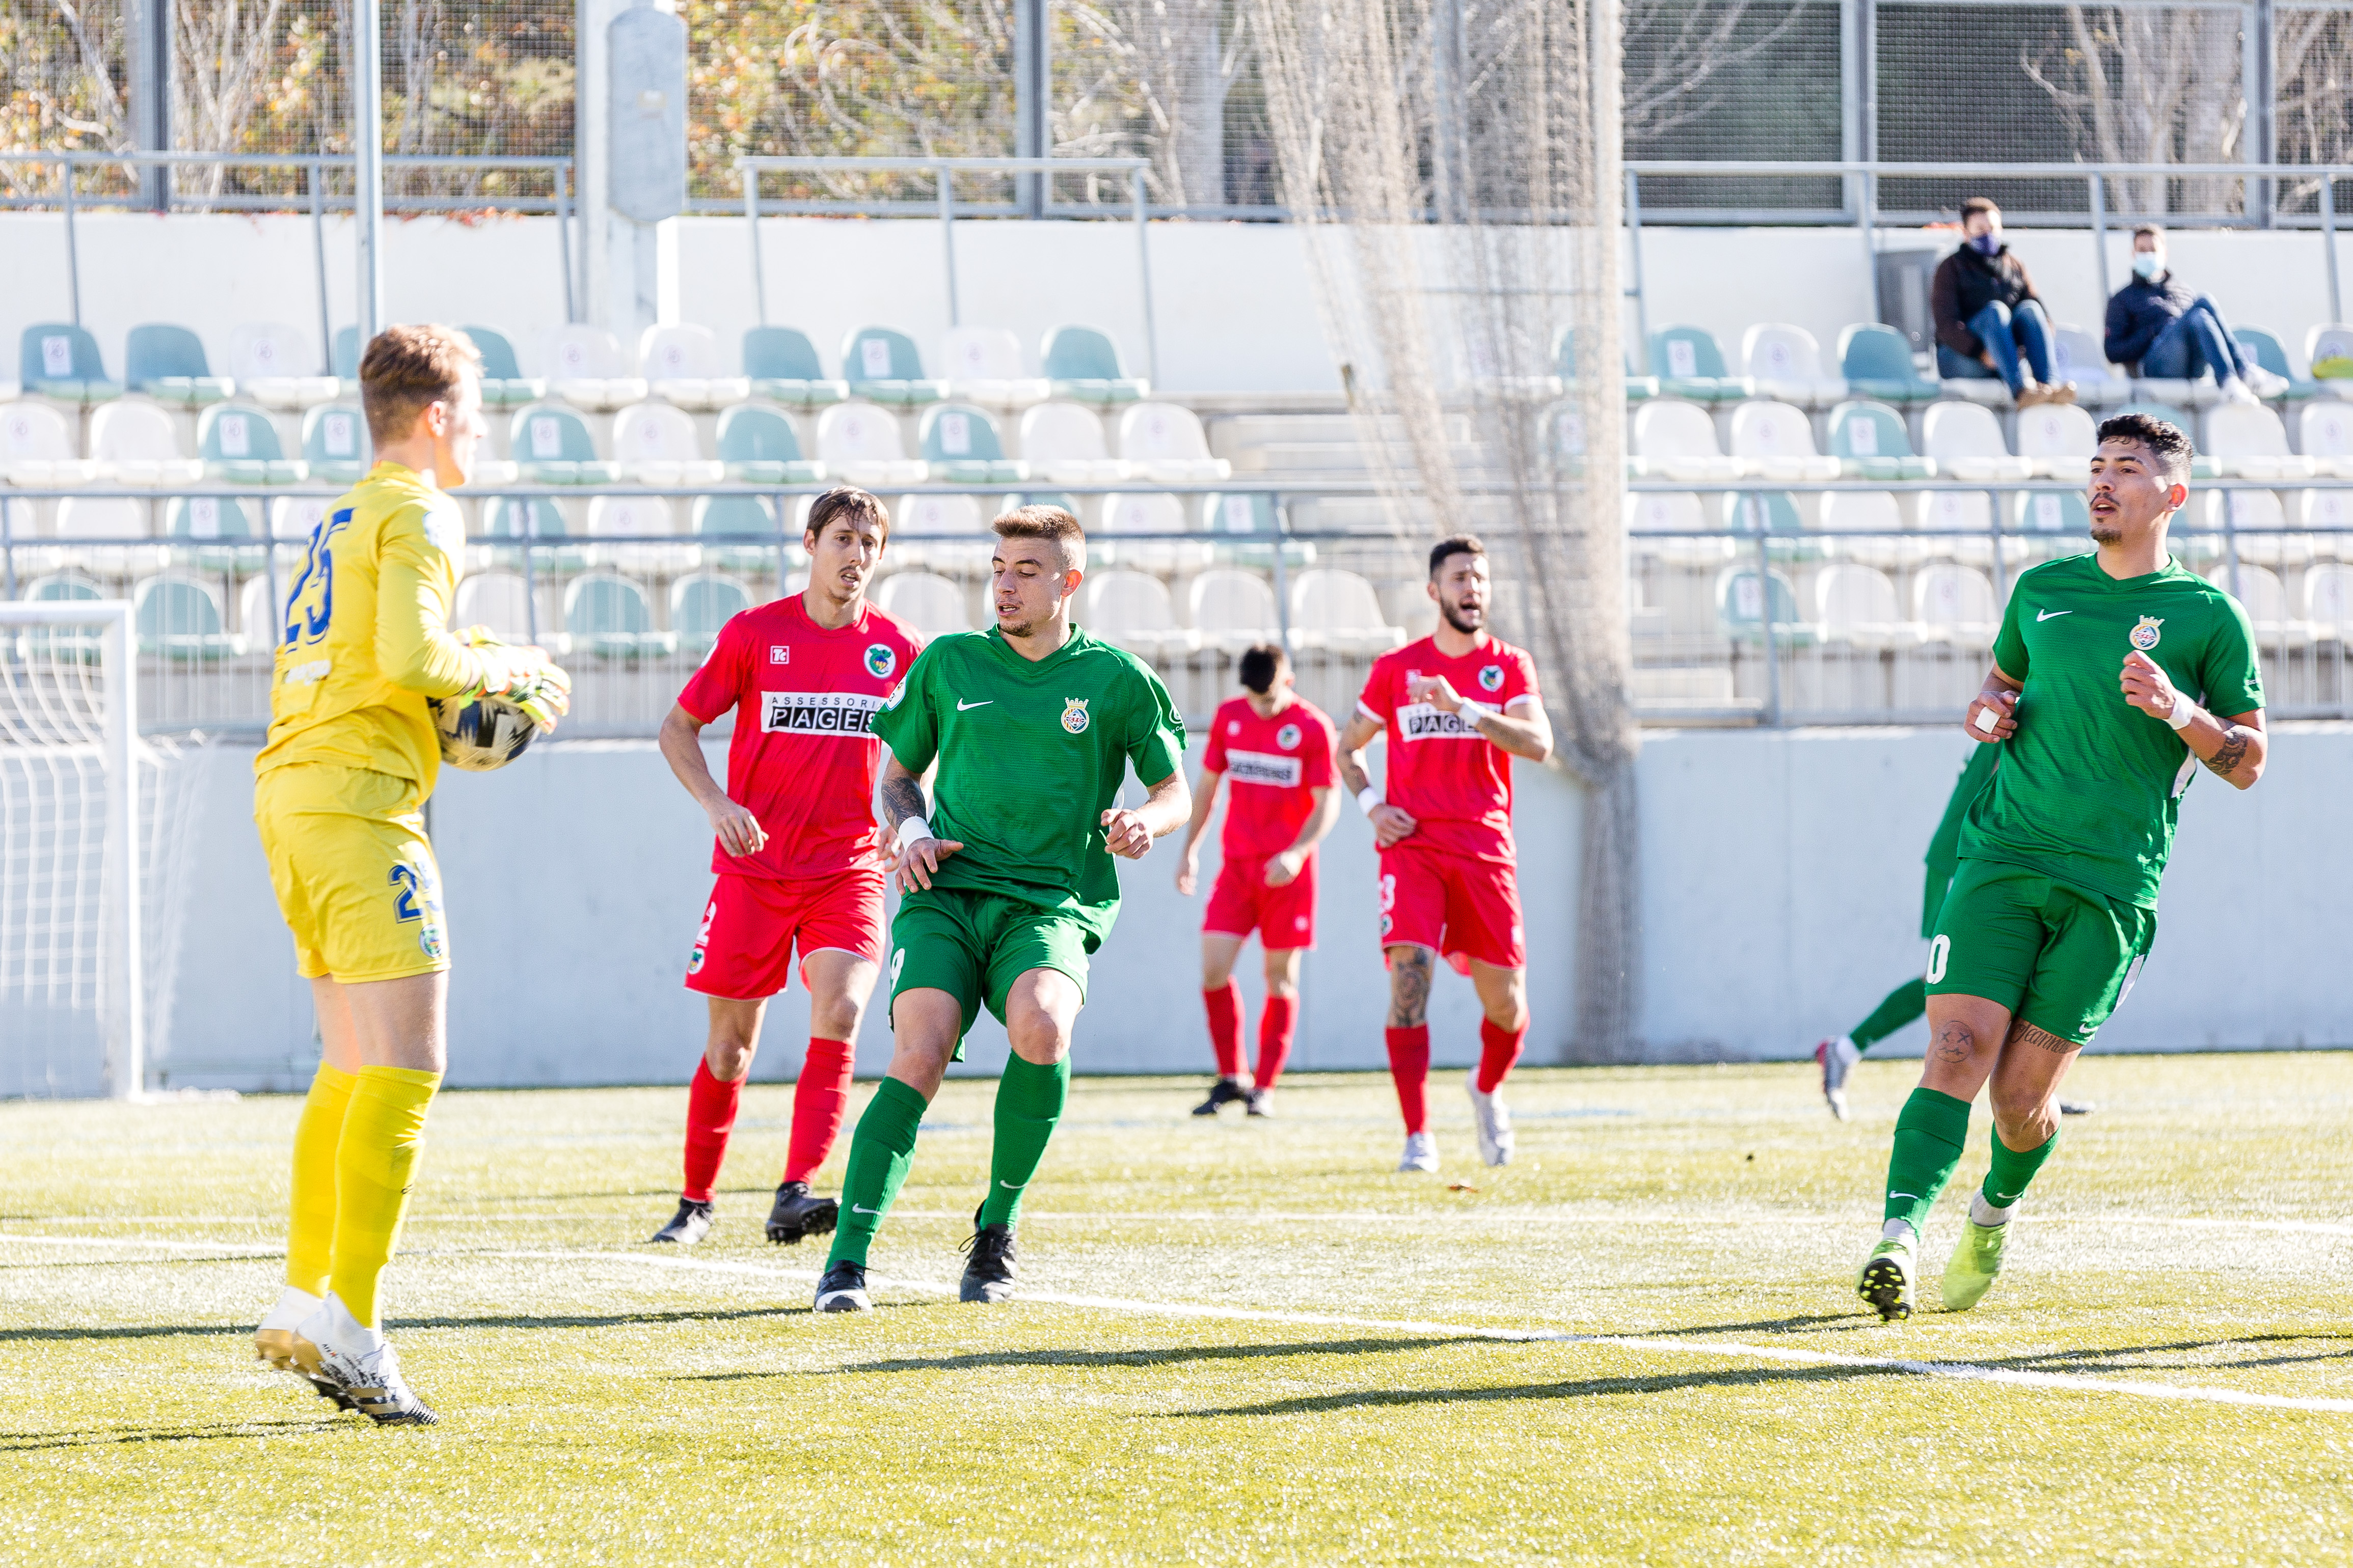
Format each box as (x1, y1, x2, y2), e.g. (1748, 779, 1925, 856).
(1377, 847, 1525, 974)
(685, 867, 887, 1000)
(1203, 854, 1316, 951)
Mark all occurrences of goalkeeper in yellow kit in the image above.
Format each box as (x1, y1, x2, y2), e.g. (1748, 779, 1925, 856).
(249, 325, 569, 1425)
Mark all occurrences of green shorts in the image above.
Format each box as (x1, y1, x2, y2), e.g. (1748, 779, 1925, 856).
(1926, 859, 2156, 1046)
(887, 884, 1094, 1044)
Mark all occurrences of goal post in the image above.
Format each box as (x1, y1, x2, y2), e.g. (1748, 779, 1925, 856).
(0, 600, 144, 1100)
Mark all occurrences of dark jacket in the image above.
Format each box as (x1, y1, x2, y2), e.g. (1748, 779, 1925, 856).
(1932, 243, 2041, 358)
(2103, 271, 2199, 373)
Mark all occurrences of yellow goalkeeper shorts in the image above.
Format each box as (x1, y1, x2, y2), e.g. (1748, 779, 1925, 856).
(254, 762, 449, 983)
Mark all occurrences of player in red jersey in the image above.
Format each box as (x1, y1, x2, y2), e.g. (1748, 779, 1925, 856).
(1175, 643, 1340, 1117)
(647, 487, 922, 1247)
(1335, 534, 1554, 1173)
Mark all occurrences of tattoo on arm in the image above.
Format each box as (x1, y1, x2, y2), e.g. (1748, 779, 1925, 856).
(1387, 947, 1432, 1028)
(2005, 1019, 2077, 1055)
(879, 774, 928, 831)
(1932, 1021, 1975, 1065)
(1337, 751, 1371, 796)
(2204, 725, 2251, 778)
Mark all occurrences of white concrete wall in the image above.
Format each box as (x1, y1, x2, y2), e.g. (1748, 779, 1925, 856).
(143, 723, 2351, 1092)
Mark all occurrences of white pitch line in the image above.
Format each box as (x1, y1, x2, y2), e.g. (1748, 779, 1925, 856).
(0, 1233, 277, 1255)
(493, 1248, 2353, 1417)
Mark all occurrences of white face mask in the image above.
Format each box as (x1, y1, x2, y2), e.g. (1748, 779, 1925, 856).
(2132, 252, 2163, 280)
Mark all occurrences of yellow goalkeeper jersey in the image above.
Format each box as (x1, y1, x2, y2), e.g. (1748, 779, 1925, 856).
(255, 461, 490, 792)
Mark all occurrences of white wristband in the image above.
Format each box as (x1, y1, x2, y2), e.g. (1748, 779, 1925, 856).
(1356, 787, 1383, 818)
(2164, 695, 2195, 731)
(895, 815, 934, 851)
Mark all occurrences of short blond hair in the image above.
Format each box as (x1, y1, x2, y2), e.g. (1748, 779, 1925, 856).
(359, 324, 480, 444)
(993, 503, 1086, 570)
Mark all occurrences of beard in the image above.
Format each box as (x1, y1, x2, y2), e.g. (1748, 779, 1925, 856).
(1441, 600, 1484, 635)
(996, 607, 1039, 637)
(2089, 521, 2124, 544)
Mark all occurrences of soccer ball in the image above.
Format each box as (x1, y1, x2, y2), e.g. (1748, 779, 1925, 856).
(429, 692, 539, 772)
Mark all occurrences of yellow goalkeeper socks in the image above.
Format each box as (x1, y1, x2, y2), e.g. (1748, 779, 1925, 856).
(285, 1062, 358, 1297)
(328, 1065, 442, 1329)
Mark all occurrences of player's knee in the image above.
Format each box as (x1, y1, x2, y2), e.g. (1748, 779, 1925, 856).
(705, 1037, 757, 1081)
(809, 997, 864, 1042)
(1483, 996, 1529, 1033)
(1987, 1087, 2054, 1145)
(1007, 1014, 1072, 1065)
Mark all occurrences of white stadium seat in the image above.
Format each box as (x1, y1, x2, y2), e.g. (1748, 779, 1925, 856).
(1188, 568, 1280, 653)
(1289, 567, 1405, 654)
(542, 325, 649, 411)
(89, 402, 202, 486)
(2206, 563, 2307, 644)
(1726, 401, 1838, 481)
(1814, 563, 1907, 648)
(228, 323, 340, 410)
(2298, 403, 2353, 479)
(1740, 323, 1847, 408)
(1116, 403, 1230, 482)
(1921, 402, 2033, 482)
(813, 402, 928, 487)
(2204, 403, 2313, 481)
(637, 324, 750, 411)
(1081, 569, 1198, 657)
(2202, 488, 2302, 567)
(939, 327, 1050, 410)
(1631, 400, 1743, 482)
(2049, 325, 2128, 406)
(1913, 563, 1999, 647)
(609, 401, 724, 486)
(2304, 562, 2353, 634)
(875, 570, 971, 636)
(2015, 401, 2099, 479)
(1, 401, 100, 486)
(1018, 401, 1128, 484)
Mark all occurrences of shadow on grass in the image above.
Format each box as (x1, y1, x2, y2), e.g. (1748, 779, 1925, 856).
(1970, 1332, 2353, 1376)
(2, 1416, 338, 1451)
(1634, 1312, 1861, 1337)
(685, 1335, 1481, 1382)
(1168, 1361, 1890, 1417)
(1, 1300, 931, 1345)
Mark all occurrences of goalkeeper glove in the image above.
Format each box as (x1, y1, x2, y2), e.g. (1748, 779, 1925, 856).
(456, 626, 573, 729)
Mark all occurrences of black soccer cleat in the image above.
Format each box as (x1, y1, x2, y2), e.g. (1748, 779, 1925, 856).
(1192, 1078, 1250, 1117)
(648, 1197, 714, 1245)
(959, 1206, 1019, 1304)
(814, 1260, 872, 1313)
(766, 1181, 839, 1245)
(2059, 1101, 2095, 1116)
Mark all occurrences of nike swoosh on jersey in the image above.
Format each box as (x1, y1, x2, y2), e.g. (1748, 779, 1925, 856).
(957, 699, 992, 710)
(2037, 609, 2073, 621)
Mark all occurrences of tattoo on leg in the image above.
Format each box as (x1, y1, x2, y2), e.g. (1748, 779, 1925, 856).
(1387, 949, 1431, 1028)
(1932, 1021, 1975, 1064)
(2204, 726, 2250, 779)
(2006, 1019, 2077, 1055)
(879, 775, 927, 830)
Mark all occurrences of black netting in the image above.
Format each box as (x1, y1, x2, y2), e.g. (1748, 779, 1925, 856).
(1627, 0, 1844, 215)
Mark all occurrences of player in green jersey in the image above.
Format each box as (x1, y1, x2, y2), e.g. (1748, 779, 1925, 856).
(813, 505, 1190, 1312)
(1858, 411, 2267, 1321)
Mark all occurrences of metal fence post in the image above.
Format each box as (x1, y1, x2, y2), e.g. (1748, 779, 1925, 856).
(521, 507, 541, 644)
(1755, 505, 1781, 727)
(2222, 486, 2244, 601)
(744, 160, 767, 327)
(1133, 167, 1161, 387)
(310, 161, 333, 375)
(1271, 497, 1293, 659)
(2324, 174, 2342, 326)
(558, 157, 578, 325)
(2089, 173, 2111, 311)
(62, 154, 81, 328)
(1987, 487, 2008, 604)
(1625, 167, 1650, 372)
(938, 164, 960, 327)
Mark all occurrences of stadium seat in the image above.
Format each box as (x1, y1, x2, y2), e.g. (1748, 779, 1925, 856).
(714, 404, 823, 484)
(1827, 400, 1934, 480)
(449, 570, 564, 651)
(1082, 569, 1198, 657)
(2015, 401, 2099, 479)
(234, 572, 280, 642)
(1188, 568, 1281, 653)
(2206, 562, 2306, 643)
(2131, 363, 2224, 412)
(1018, 402, 1129, 484)
(639, 324, 750, 412)
(2304, 562, 2352, 635)
(2049, 326, 2129, 407)
(124, 324, 232, 407)
(1631, 400, 1742, 482)
(874, 570, 970, 635)
(1715, 565, 1811, 643)
(1727, 401, 1837, 481)
(2203, 488, 2301, 567)
(2016, 489, 2090, 537)
(0, 401, 100, 487)
(271, 494, 333, 546)
(919, 404, 1026, 483)
(896, 492, 988, 536)
(2234, 329, 2319, 402)
(1100, 492, 1184, 535)
(16, 572, 106, 662)
(1626, 490, 1732, 565)
(1922, 402, 2033, 482)
(479, 497, 587, 574)
(1041, 325, 1150, 406)
(611, 401, 724, 486)
(134, 571, 241, 658)
(2204, 403, 2314, 481)
(842, 327, 948, 407)
(1723, 490, 1806, 540)
(1556, 326, 1659, 401)
(1095, 491, 1207, 571)
(2305, 324, 2353, 390)
(1117, 403, 1231, 482)
(1838, 323, 1937, 405)
(1913, 563, 2000, 647)
(1202, 492, 1279, 534)
(89, 401, 202, 487)
(332, 326, 361, 381)
(228, 324, 338, 409)
(167, 496, 265, 572)
(815, 402, 928, 487)
(1815, 563, 1907, 648)
(1649, 326, 1753, 403)
(940, 327, 1050, 410)
(300, 403, 370, 485)
(19, 322, 122, 405)
(460, 325, 547, 407)
(197, 404, 306, 485)
(1913, 488, 1994, 542)
(670, 571, 753, 658)
(512, 404, 619, 485)
(564, 571, 677, 658)
(2298, 485, 2353, 554)
(542, 325, 648, 411)
(742, 327, 848, 409)
(1289, 567, 1404, 654)
(1741, 323, 1847, 409)
(690, 495, 789, 573)
(1818, 489, 1905, 567)
(587, 494, 692, 573)
(2298, 401, 2353, 481)
(55, 497, 166, 576)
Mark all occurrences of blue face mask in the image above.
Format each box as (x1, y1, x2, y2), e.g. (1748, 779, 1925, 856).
(1969, 233, 2002, 257)
(2132, 252, 2162, 280)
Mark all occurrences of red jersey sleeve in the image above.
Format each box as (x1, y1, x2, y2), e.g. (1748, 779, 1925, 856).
(1201, 701, 1232, 773)
(676, 613, 747, 724)
(1301, 708, 1337, 787)
(1358, 654, 1399, 723)
(1503, 647, 1541, 710)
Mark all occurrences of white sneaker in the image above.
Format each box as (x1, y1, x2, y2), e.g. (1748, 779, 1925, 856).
(254, 1285, 320, 1370)
(2244, 365, 2291, 400)
(2221, 375, 2260, 406)
(1815, 1034, 1860, 1121)
(1465, 1069, 1514, 1166)
(295, 1295, 439, 1425)
(1396, 1131, 1439, 1173)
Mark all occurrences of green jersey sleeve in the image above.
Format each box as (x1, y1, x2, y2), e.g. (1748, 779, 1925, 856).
(1991, 574, 2031, 681)
(2196, 592, 2265, 718)
(1123, 661, 1187, 784)
(873, 642, 942, 775)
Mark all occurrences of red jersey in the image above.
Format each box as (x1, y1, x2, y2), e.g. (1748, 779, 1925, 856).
(1200, 694, 1337, 860)
(675, 595, 922, 879)
(1357, 634, 1540, 863)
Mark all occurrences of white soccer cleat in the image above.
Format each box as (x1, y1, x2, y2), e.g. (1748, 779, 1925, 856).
(1397, 1131, 1440, 1173)
(254, 1285, 320, 1371)
(293, 1297, 440, 1425)
(1816, 1034, 1860, 1121)
(1465, 1070, 1514, 1166)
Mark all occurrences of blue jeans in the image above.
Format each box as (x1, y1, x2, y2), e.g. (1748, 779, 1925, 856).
(2139, 296, 2252, 382)
(1936, 299, 2054, 394)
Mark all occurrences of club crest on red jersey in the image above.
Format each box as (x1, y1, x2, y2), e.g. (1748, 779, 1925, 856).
(1478, 664, 1505, 693)
(1277, 722, 1302, 751)
(864, 643, 897, 679)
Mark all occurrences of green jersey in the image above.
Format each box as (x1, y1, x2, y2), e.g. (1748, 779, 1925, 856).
(1921, 742, 2001, 937)
(1960, 552, 2263, 908)
(874, 624, 1186, 943)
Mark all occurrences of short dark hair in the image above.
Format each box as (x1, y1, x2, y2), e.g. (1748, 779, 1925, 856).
(804, 485, 890, 545)
(2133, 223, 2165, 242)
(2096, 411, 2194, 480)
(1238, 643, 1288, 695)
(359, 323, 480, 444)
(1429, 533, 1485, 579)
(1960, 196, 1999, 224)
(993, 503, 1086, 569)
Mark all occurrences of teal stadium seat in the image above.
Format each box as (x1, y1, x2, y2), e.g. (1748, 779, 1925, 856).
(564, 571, 677, 659)
(1827, 400, 1935, 480)
(2017, 488, 2092, 537)
(125, 325, 233, 408)
(742, 327, 848, 409)
(460, 326, 548, 407)
(692, 494, 787, 572)
(197, 404, 307, 484)
(479, 497, 587, 573)
(332, 326, 361, 382)
(670, 572, 753, 658)
(842, 327, 948, 407)
(1649, 326, 1754, 403)
(919, 403, 1026, 483)
(1556, 326, 1659, 400)
(302, 403, 371, 484)
(1715, 565, 1811, 645)
(714, 404, 824, 484)
(1041, 325, 1150, 407)
(135, 572, 241, 659)
(17, 572, 104, 663)
(1839, 323, 1939, 405)
(2232, 328, 2320, 404)
(167, 494, 265, 573)
(510, 405, 618, 484)
(20, 323, 123, 405)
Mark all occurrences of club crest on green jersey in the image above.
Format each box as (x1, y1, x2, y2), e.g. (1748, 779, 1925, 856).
(1061, 697, 1091, 734)
(2130, 616, 2163, 651)
(864, 643, 897, 679)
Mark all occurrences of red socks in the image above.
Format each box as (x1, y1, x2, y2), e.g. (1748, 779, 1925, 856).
(1203, 982, 1244, 1079)
(1477, 1018, 1528, 1094)
(680, 1059, 742, 1202)
(1256, 994, 1296, 1090)
(783, 1037, 856, 1185)
(1385, 1025, 1431, 1133)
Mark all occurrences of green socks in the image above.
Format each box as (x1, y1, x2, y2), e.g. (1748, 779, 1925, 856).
(1882, 1087, 1971, 1235)
(826, 1076, 929, 1268)
(1850, 977, 1928, 1052)
(978, 1053, 1070, 1229)
(1982, 1125, 2057, 1209)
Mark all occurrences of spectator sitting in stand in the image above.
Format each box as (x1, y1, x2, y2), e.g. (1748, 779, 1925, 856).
(1931, 197, 2075, 407)
(2103, 224, 2290, 405)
